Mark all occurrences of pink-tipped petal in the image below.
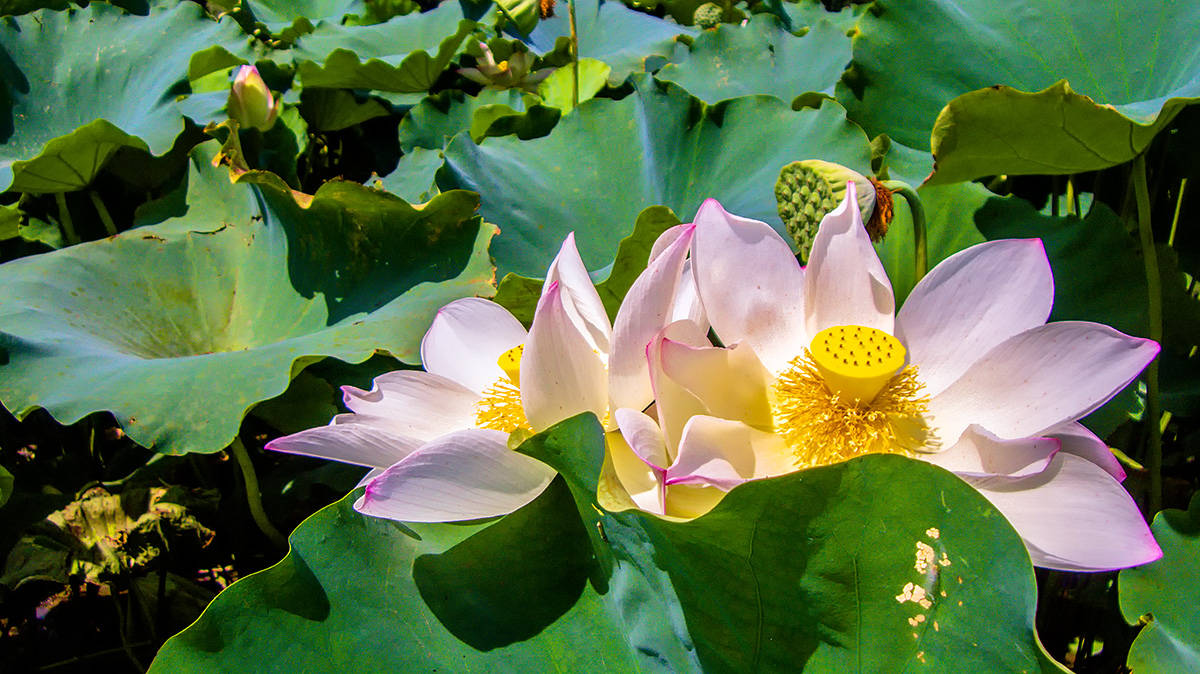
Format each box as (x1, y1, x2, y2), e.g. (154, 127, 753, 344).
(658, 339, 773, 429)
(649, 224, 693, 262)
(355, 467, 385, 488)
(522, 282, 609, 430)
(897, 239, 1054, 396)
(543, 233, 611, 354)
(610, 226, 696, 412)
(354, 429, 556, 522)
(671, 259, 708, 330)
(1047, 421, 1126, 481)
(804, 182, 895, 337)
(265, 420, 420, 469)
(607, 430, 666, 514)
(690, 198, 807, 373)
(615, 408, 670, 470)
(929, 322, 1160, 445)
(962, 454, 1161, 572)
(647, 323, 712, 463)
(340, 370, 479, 441)
(926, 425, 1059, 478)
(420, 298, 527, 394)
(665, 416, 793, 490)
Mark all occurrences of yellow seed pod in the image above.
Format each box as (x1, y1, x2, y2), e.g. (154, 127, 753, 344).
(809, 325, 905, 405)
(497, 344, 524, 385)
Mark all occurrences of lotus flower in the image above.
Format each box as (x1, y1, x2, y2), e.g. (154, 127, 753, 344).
(227, 65, 280, 132)
(458, 42, 554, 93)
(609, 184, 1161, 572)
(268, 233, 701, 522)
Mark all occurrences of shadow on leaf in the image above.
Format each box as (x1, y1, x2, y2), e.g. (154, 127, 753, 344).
(413, 477, 593, 650)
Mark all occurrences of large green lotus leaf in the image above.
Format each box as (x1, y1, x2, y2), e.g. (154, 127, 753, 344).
(439, 75, 873, 276)
(519, 415, 1065, 672)
(288, 2, 475, 93)
(150, 478, 647, 672)
(1120, 494, 1200, 672)
(526, 0, 697, 83)
(0, 2, 250, 193)
(927, 80, 1200, 184)
(398, 89, 529, 152)
(375, 147, 443, 203)
(493, 204, 682, 326)
(779, 0, 862, 32)
(841, 0, 1200, 155)
(655, 15, 850, 104)
(133, 141, 260, 232)
(0, 171, 495, 455)
(493, 0, 539, 36)
(0, 0, 149, 16)
(241, 0, 362, 27)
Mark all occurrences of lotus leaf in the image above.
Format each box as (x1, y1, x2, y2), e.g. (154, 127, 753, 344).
(439, 75, 872, 276)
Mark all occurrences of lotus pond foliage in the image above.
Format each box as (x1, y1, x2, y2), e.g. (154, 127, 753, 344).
(0, 0, 1196, 672)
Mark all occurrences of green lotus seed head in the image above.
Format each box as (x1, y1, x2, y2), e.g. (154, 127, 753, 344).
(693, 3, 723, 29)
(774, 160, 877, 261)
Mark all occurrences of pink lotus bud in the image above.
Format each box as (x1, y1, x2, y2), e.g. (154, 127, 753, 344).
(228, 65, 280, 132)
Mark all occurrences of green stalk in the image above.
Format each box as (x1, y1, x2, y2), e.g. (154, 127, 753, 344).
(1168, 178, 1187, 247)
(229, 436, 288, 550)
(1133, 153, 1163, 515)
(1065, 175, 1079, 217)
(568, 0, 579, 109)
(883, 181, 927, 283)
(88, 190, 118, 236)
(54, 192, 80, 245)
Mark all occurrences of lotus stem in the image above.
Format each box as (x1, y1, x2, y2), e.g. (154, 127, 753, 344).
(1133, 153, 1163, 516)
(88, 189, 118, 236)
(1065, 175, 1079, 217)
(1169, 177, 1187, 247)
(884, 181, 927, 283)
(54, 192, 80, 245)
(111, 592, 145, 673)
(568, 0, 579, 109)
(229, 436, 288, 550)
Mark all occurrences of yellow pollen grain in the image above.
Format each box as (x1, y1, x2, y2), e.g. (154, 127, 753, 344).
(474, 377, 531, 433)
(925, 527, 940, 540)
(772, 350, 931, 468)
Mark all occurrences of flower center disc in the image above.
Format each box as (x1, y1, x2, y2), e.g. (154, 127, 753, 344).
(772, 324, 931, 468)
(809, 325, 906, 405)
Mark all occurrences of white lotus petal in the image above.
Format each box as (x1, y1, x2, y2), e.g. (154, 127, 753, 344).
(610, 225, 695, 412)
(962, 454, 1161, 572)
(691, 198, 807, 372)
(340, 370, 479, 441)
(355, 429, 556, 522)
(265, 420, 419, 469)
(897, 239, 1053, 396)
(929, 321, 1159, 445)
(804, 182, 894, 337)
(522, 281, 609, 430)
(420, 298, 527, 394)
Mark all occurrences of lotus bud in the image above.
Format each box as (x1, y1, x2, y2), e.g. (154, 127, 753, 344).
(774, 160, 881, 260)
(228, 65, 280, 132)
